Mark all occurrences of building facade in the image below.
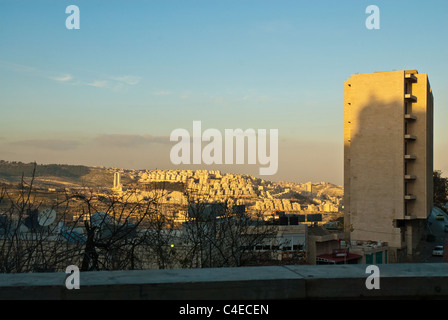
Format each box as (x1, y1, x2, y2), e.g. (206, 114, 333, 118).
(344, 70, 433, 262)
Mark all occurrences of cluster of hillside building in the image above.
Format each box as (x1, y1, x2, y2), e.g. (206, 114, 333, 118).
(110, 169, 343, 222)
(139, 169, 257, 197)
(253, 198, 339, 213)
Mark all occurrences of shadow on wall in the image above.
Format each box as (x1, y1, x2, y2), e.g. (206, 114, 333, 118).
(344, 90, 431, 250)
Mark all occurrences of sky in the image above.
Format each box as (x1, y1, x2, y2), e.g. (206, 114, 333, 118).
(0, 0, 447, 185)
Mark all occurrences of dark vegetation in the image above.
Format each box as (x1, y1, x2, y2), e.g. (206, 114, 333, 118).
(0, 160, 89, 181)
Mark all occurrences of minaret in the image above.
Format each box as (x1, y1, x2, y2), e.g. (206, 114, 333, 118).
(113, 172, 122, 191)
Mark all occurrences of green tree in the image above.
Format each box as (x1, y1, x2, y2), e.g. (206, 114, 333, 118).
(433, 170, 448, 205)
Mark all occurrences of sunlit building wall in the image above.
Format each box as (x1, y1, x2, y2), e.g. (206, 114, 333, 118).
(344, 70, 433, 262)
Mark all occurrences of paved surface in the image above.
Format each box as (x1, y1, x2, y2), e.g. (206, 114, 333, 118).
(418, 207, 448, 263)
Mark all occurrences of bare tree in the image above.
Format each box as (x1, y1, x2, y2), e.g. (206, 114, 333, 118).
(0, 164, 84, 273)
(180, 186, 280, 268)
(0, 165, 163, 273)
(72, 187, 161, 271)
(1, 166, 289, 273)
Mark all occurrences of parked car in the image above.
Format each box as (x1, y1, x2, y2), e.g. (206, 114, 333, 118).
(444, 224, 448, 233)
(436, 213, 445, 221)
(432, 245, 444, 256)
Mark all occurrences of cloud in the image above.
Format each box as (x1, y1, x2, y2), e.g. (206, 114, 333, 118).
(10, 139, 80, 151)
(1, 59, 143, 92)
(87, 75, 141, 90)
(152, 91, 172, 96)
(52, 74, 73, 82)
(0, 60, 37, 73)
(93, 134, 170, 147)
(87, 80, 109, 88)
(111, 75, 141, 85)
(0, 60, 74, 84)
(1, 59, 143, 91)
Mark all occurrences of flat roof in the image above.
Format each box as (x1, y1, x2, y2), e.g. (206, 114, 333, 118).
(316, 253, 362, 263)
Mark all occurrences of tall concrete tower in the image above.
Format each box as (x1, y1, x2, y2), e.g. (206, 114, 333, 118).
(113, 171, 122, 191)
(344, 70, 434, 262)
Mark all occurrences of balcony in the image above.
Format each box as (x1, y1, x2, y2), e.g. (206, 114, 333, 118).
(404, 175, 416, 180)
(404, 134, 417, 140)
(405, 194, 417, 200)
(405, 94, 417, 102)
(405, 114, 417, 120)
(404, 154, 416, 160)
(405, 73, 418, 83)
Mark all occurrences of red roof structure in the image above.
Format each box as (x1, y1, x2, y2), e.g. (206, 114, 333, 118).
(316, 248, 362, 264)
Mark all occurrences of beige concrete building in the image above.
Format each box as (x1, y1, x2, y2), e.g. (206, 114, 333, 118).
(344, 70, 433, 262)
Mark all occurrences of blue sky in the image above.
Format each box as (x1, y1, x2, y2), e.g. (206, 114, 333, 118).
(1, 0, 447, 185)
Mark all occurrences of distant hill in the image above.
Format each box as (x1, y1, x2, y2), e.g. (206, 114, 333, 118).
(0, 160, 89, 180)
(0, 160, 343, 200)
(0, 160, 114, 188)
(0, 161, 182, 190)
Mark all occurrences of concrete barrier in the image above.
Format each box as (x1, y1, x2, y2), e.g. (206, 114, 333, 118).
(0, 263, 447, 300)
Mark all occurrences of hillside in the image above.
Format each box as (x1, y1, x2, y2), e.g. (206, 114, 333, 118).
(0, 161, 343, 202)
(0, 160, 113, 188)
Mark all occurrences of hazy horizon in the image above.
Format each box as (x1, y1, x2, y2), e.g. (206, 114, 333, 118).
(1, 0, 447, 186)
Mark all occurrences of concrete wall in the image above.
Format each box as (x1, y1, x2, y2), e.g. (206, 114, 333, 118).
(406, 73, 433, 220)
(344, 71, 406, 248)
(0, 263, 447, 299)
(344, 70, 433, 258)
(307, 233, 341, 265)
